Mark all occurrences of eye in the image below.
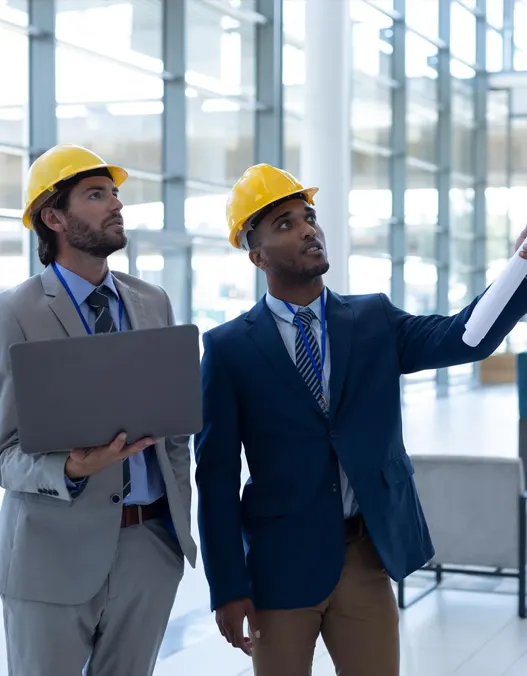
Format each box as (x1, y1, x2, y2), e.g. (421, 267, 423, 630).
(278, 220, 292, 230)
(306, 214, 316, 223)
(89, 191, 101, 200)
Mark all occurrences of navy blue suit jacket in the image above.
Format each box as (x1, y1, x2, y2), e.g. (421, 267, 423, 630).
(194, 286, 527, 611)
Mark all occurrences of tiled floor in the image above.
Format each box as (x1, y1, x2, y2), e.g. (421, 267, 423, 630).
(1, 383, 526, 675)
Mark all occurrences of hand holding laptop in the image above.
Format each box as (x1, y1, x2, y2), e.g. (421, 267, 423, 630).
(65, 432, 157, 480)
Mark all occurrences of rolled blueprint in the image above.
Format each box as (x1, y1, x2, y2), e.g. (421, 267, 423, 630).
(462, 247, 527, 347)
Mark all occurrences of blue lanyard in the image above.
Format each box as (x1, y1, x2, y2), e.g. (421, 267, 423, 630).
(51, 262, 123, 335)
(283, 294, 327, 403)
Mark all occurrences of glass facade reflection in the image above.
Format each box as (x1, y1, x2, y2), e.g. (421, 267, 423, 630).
(1, 0, 527, 394)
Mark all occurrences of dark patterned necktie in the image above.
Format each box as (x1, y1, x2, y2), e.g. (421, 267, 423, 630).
(294, 307, 324, 408)
(87, 287, 131, 499)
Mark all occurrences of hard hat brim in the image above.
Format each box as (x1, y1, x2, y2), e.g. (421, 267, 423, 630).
(229, 186, 319, 249)
(22, 163, 128, 230)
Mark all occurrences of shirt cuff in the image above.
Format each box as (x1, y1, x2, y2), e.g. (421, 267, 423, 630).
(65, 474, 87, 495)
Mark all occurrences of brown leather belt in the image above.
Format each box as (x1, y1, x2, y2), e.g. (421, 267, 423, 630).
(121, 497, 165, 528)
(344, 513, 365, 538)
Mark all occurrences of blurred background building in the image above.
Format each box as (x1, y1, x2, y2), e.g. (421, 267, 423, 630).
(1, 0, 527, 389)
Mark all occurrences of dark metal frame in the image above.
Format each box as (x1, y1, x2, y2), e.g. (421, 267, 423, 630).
(397, 491, 527, 618)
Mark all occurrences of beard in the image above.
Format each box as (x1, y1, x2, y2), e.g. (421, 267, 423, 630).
(64, 213, 127, 258)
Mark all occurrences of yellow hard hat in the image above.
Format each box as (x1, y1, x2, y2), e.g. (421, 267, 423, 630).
(226, 163, 318, 249)
(22, 144, 128, 229)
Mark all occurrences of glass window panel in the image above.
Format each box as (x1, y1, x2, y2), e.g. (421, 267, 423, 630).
(406, 33, 438, 104)
(55, 45, 163, 173)
(406, 168, 438, 225)
(487, 28, 504, 72)
(487, 0, 504, 27)
(350, 151, 391, 241)
(487, 90, 509, 186)
(451, 3, 476, 65)
(349, 255, 391, 296)
(192, 244, 256, 334)
(56, 0, 163, 62)
(405, 257, 437, 315)
(352, 76, 392, 148)
(451, 185, 475, 236)
(407, 104, 438, 165)
(350, 220, 389, 258)
(0, 218, 27, 293)
(406, 0, 438, 39)
(284, 115, 301, 178)
(406, 225, 436, 262)
(452, 90, 475, 176)
(511, 117, 527, 174)
(185, 184, 229, 238)
(449, 268, 473, 314)
(0, 23, 28, 146)
(514, 49, 527, 71)
(187, 97, 255, 187)
(283, 0, 306, 42)
(451, 236, 475, 269)
(128, 237, 191, 325)
(350, 5, 393, 79)
(0, 152, 23, 210)
(283, 44, 305, 116)
(119, 177, 162, 222)
(514, 1, 527, 55)
(187, 1, 256, 99)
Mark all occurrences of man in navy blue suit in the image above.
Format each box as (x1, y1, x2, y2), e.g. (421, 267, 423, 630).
(194, 163, 527, 676)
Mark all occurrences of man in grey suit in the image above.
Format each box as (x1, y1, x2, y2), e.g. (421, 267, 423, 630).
(0, 144, 197, 676)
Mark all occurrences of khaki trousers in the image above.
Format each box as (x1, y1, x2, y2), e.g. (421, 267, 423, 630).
(250, 528, 399, 676)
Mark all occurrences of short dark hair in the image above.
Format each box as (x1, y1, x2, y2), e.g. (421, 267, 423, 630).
(247, 192, 307, 250)
(31, 168, 113, 267)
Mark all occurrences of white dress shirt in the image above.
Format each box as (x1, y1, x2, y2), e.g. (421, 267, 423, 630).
(265, 289, 357, 518)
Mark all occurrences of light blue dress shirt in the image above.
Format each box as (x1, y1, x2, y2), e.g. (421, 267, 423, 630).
(56, 263, 165, 505)
(265, 289, 358, 518)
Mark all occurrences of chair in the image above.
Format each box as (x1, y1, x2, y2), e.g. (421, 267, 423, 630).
(397, 455, 527, 618)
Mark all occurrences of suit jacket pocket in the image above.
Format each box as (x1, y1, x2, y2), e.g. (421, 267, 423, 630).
(381, 454, 415, 486)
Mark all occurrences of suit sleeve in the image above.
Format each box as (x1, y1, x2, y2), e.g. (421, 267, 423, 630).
(380, 278, 527, 374)
(0, 300, 74, 500)
(194, 331, 250, 611)
(162, 289, 192, 522)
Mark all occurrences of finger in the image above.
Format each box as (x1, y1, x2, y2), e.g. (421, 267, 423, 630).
(122, 438, 156, 455)
(108, 432, 127, 454)
(216, 620, 227, 640)
(246, 603, 260, 639)
(232, 626, 251, 655)
(221, 621, 235, 646)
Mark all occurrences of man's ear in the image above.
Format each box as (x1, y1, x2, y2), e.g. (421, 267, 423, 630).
(249, 248, 266, 271)
(40, 207, 65, 233)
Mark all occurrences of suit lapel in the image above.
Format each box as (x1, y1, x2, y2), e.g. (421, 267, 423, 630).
(246, 298, 326, 419)
(113, 277, 148, 330)
(326, 291, 356, 416)
(41, 266, 87, 338)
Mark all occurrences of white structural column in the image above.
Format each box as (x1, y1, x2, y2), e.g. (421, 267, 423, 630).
(300, 0, 351, 294)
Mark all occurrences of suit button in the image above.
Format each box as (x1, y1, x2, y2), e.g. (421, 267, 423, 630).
(111, 494, 121, 505)
(43, 489, 50, 495)
(37, 488, 44, 494)
(332, 483, 338, 492)
(51, 489, 59, 496)
(330, 431, 337, 439)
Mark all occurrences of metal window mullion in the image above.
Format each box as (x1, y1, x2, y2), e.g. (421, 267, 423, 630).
(27, 0, 56, 277)
(254, 0, 283, 299)
(503, 0, 515, 71)
(473, 0, 487, 298)
(436, 0, 452, 394)
(161, 0, 190, 322)
(390, 0, 406, 310)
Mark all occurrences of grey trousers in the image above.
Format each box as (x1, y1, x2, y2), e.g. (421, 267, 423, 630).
(1, 518, 184, 676)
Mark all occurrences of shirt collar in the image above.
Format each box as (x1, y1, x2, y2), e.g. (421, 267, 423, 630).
(54, 262, 118, 306)
(265, 288, 327, 325)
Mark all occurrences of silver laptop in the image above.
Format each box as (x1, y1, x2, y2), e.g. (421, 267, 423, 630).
(9, 324, 202, 455)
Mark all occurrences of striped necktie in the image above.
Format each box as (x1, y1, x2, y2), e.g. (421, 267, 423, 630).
(87, 287, 131, 499)
(294, 307, 324, 407)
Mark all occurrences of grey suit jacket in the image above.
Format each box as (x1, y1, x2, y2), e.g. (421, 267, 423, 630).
(0, 265, 197, 605)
